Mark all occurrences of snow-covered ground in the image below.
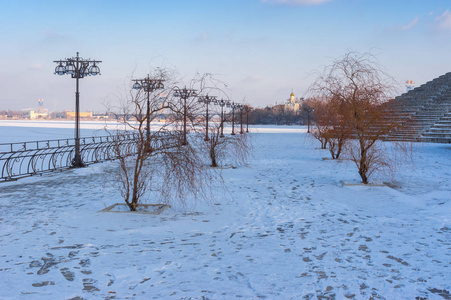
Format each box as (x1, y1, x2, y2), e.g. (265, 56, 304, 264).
(0, 121, 450, 299)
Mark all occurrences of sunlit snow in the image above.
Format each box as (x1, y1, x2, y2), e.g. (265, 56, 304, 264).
(0, 121, 450, 299)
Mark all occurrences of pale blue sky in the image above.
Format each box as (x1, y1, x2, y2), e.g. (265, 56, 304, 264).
(0, 0, 450, 112)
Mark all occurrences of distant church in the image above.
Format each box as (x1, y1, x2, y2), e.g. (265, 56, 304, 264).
(284, 91, 302, 113)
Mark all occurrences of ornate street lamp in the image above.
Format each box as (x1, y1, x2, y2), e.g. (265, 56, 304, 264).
(132, 75, 165, 145)
(198, 95, 217, 141)
(236, 104, 244, 134)
(228, 102, 238, 135)
(215, 99, 230, 138)
(244, 105, 251, 133)
(173, 87, 198, 145)
(54, 52, 101, 167)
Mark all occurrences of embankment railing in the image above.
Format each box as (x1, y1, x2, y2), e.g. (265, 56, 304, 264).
(0, 134, 138, 181)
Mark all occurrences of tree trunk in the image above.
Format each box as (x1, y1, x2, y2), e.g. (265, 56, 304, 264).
(359, 169, 369, 184)
(128, 198, 138, 211)
(359, 146, 369, 184)
(210, 147, 218, 168)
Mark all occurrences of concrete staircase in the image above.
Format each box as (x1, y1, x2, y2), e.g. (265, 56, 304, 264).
(384, 72, 451, 143)
(422, 112, 451, 143)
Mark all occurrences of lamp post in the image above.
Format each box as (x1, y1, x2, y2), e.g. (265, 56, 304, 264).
(54, 52, 101, 167)
(215, 99, 230, 138)
(173, 87, 197, 145)
(198, 95, 217, 141)
(229, 102, 237, 135)
(238, 104, 244, 134)
(132, 75, 165, 144)
(244, 105, 251, 133)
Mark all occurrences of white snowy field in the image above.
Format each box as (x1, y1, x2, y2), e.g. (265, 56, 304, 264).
(0, 121, 450, 299)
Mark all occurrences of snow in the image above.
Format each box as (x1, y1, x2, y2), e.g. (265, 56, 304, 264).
(0, 121, 450, 299)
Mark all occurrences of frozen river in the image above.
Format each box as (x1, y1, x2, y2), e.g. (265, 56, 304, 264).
(0, 120, 306, 144)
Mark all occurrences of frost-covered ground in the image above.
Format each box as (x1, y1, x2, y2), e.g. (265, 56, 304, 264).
(0, 121, 450, 299)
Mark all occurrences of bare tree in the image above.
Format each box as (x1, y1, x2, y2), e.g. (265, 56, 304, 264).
(310, 51, 409, 184)
(321, 96, 351, 159)
(200, 112, 251, 168)
(192, 74, 252, 168)
(309, 98, 331, 150)
(109, 69, 213, 211)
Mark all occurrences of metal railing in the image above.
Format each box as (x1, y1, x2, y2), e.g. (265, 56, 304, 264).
(0, 134, 139, 181)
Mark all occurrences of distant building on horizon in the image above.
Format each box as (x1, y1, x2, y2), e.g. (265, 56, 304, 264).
(27, 110, 49, 119)
(284, 91, 303, 114)
(26, 98, 49, 119)
(65, 111, 93, 119)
